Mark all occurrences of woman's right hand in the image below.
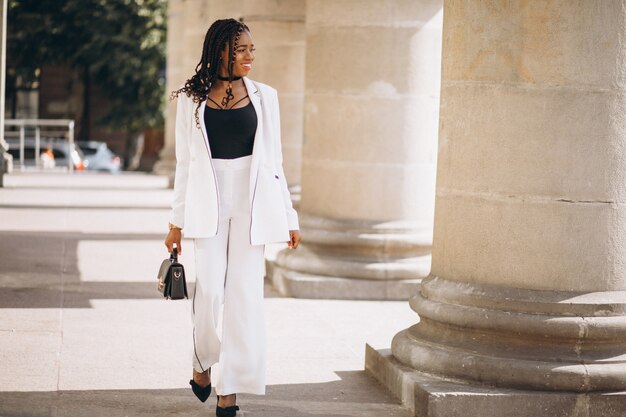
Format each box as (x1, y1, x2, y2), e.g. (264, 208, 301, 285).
(165, 228, 183, 255)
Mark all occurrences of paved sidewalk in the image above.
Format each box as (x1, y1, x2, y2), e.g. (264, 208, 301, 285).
(0, 172, 416, 417)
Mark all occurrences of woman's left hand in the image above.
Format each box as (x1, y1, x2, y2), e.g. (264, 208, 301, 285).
(288, 230, 301, 249)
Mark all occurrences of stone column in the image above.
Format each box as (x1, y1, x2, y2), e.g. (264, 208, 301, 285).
(269, 0, 443, 300)
(367, 1, 626, 415)
(152, 0, 196, 178)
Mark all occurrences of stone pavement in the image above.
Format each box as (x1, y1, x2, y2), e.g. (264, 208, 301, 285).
(0, 172, 416, 417)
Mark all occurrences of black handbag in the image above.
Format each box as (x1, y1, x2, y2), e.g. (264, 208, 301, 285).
(157, 247, 188, 300)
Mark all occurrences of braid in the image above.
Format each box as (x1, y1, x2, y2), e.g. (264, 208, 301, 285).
(222, 24, 245, 108)
(170, 18, 250, 127)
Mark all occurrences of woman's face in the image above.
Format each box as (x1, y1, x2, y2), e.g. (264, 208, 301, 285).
(220, 30, 255, 78)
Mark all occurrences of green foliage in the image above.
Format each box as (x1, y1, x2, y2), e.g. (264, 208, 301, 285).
(8, 0, 167, 131)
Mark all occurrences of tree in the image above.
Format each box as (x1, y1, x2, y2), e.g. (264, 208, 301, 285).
(7, 0, 166, 147)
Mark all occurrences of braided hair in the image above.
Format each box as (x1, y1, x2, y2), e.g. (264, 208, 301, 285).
(170, 18, 250, 127)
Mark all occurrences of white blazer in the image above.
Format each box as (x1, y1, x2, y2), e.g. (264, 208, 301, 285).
(169, 77, 299, 245)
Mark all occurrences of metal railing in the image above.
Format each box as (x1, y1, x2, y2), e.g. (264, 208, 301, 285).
(4, 119, 76, 173)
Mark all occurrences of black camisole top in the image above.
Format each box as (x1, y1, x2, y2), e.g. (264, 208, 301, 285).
(204, 98, 257, 159)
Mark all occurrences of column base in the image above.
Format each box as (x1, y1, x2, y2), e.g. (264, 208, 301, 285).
(391, 276, 626, 392)
(365, 344, 626, 417)
(267, 259, 422, 300)
(266, 214, 432, 300)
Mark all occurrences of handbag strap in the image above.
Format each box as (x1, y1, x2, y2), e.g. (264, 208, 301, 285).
(170, 247, 178, 262)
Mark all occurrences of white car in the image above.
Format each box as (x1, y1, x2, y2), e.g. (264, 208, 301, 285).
(78, 141, 123, 173)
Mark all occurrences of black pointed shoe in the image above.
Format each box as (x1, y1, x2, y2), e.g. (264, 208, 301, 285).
(189, 371, 211, 402)
(216, 395, 239, 417)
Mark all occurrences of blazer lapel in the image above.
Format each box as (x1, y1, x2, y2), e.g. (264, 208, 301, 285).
(198, 100, 212, 157)
(244, 77, 265, 208)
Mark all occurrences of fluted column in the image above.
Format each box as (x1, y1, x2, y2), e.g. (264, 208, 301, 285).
(367, 1, 626, 415)
(269, 0, 443, 299)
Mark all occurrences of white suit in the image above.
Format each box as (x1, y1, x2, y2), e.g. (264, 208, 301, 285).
(169, 77, 299, 243)
(169, 77, 298, 395)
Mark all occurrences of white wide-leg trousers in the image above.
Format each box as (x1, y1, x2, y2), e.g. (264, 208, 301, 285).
(191, 155, 266, 395)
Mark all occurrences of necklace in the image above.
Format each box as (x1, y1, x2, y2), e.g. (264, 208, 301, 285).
(217, 75, 241, 81)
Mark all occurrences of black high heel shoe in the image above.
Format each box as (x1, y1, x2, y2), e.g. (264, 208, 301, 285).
(216, 394, 239, 417)
(189, 368, 211, 402)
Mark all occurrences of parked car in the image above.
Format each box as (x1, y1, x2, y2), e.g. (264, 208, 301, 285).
(6, 138, 87, 171)
(77, 141, 122, 173)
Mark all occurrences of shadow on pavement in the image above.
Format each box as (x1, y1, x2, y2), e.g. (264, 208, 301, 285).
(0, 371, 407, 417)
(0, 231, 290, 309)
(1, 231, 164, 308)
(0, 282, 169, 308)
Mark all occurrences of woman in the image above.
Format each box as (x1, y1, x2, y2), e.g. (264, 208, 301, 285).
(164, 18, 301, 417)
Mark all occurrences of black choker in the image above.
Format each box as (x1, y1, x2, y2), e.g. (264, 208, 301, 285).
(217, 75, 241, 81)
